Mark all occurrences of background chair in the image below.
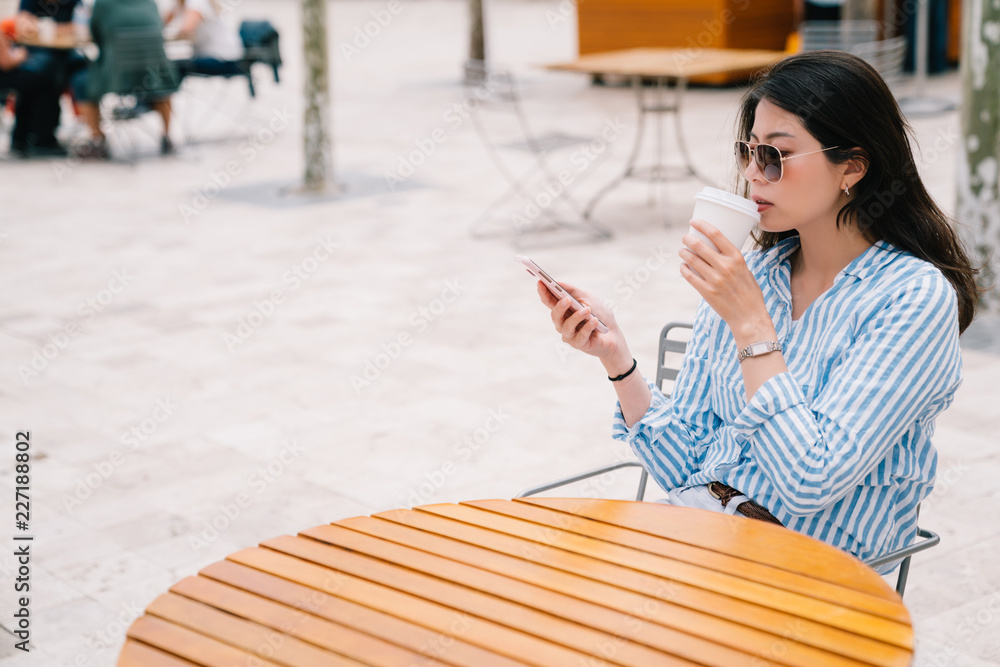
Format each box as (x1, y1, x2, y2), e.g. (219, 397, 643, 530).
(172, 20, 282, 146)
(800, 20, 880, 51)
(238, 19, 281, 95)
(799, 21, 907, 93)
(851, 35, 908, 90)
(516, 320, 939, 596)
(177, 20, 282, 98)
(465, 58, 611, 246)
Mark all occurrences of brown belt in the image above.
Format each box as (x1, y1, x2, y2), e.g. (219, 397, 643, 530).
(707, 482, 783, 526)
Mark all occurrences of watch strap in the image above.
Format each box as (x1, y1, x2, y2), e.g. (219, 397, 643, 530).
(737, 340, 782, 363)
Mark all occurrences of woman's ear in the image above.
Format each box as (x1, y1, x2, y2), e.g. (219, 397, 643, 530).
(842, 148, 868, 189)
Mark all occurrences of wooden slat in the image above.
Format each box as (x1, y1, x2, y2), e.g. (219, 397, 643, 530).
(414, 502, 911, 640)
(168, 577, 444, 667)
(118, 639, 203, 667)
(197, 561, 528, 667)
(450, 500, 906, 616)
(126, 614, 287, 667)
(303, 523, 806, 667)
(146, 593, 368, 667)
(518, 498, 894, 596)
(225, 547, 613, 667)
(261, 535, 718, 667)
(355, 512, 911, 667)
(328, 517, 892, 667)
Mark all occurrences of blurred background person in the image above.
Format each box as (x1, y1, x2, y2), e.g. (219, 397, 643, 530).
(1, 29, 65, 156)
(14, 0, 87, 155)
(70, 0, 178, 158)
(162, 0, 242, 79)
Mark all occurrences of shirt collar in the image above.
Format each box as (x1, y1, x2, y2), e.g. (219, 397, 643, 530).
(839, 240, 900, 281)
(765, 237, 900, 283)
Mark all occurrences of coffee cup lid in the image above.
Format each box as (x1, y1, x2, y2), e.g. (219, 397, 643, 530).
(695, 187, 761, 222)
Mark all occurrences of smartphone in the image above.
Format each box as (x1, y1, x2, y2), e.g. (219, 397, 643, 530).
(515, 255, 609, 334)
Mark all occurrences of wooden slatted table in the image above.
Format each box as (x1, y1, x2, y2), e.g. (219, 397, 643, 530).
(118, 498, 913, 667)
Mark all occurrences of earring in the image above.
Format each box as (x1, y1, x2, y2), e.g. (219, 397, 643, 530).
(844, 184, 850, 196)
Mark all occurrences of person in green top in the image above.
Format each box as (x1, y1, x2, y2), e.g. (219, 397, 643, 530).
(71, 0, 179, 158)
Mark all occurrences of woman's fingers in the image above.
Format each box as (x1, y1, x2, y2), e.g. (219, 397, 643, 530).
(689, 219, 738, 255)
(560, 304, 593, 341)
(550, 294, 576, 330)
(536, 281, 559, 309)
(559, 281, 609, 322)
(678, 246, 714, 281)
(570, 313, 599, 348)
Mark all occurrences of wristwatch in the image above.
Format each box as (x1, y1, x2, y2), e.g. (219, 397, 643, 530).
(737, 340, 782, 363)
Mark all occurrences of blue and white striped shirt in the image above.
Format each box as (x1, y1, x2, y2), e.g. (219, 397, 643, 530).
(613, 237, 962, 567)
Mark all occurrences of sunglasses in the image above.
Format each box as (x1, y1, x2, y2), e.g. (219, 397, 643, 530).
(735, 141, 840, 183)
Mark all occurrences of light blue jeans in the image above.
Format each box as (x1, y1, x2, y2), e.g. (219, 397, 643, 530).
(657, 484, 750, 516)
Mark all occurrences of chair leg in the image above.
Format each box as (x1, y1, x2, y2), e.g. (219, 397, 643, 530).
(894, 555, 912, 597)
(246, 73, 255, 98)
(635, 468, 649, 501)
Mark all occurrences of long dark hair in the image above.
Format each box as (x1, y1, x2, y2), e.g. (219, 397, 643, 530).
(736, 50, 978, 333)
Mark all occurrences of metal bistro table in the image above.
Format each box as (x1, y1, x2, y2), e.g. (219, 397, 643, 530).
(546, 48, 788, 220)
(118, 498, 913, 666)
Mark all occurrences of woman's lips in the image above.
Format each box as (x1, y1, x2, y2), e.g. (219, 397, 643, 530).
(753, 196, 773, 213)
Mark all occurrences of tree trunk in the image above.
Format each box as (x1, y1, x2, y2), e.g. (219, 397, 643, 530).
(302, 0, 333, 191)
(470, 0, 485, 60)
(957, 0, 1000, 310)
(466, 0, 485, 82)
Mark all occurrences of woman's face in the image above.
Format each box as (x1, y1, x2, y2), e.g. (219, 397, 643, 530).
(743, 98, 848, 235)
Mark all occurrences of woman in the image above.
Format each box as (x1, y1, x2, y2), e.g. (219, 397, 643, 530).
(71, 0, 179, 158)
(538, 51, 978, 569)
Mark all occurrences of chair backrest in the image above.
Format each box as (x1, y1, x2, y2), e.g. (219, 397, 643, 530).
(104, 27, 178, 99)
(851, 36, 907, 89)
(240, 20, 282, 77)
(464, 59, 517, 104)
(800, 20, 879, 52)
(656, 321, 693, 398)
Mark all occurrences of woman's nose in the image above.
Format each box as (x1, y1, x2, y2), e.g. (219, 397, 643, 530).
(743, 153, 765, 182)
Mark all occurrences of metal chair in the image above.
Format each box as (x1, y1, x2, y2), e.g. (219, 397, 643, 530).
(517, 320, 940, 596)
(179, 21, 282, 98)
(465, 59, 612, 246)
(238, 20, 282, 96)
(851, 36, 908, 90)
(800, 20, 880, 52)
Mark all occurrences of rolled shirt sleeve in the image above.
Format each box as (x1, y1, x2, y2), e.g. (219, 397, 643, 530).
(612, 302, 722, 492)
(733, 271, 962, 515)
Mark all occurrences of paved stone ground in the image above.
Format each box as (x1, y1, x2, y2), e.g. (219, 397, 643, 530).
(0, 0, 998, 664)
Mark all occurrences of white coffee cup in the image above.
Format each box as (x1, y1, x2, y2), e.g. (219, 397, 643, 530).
(687, 186, 760, 252)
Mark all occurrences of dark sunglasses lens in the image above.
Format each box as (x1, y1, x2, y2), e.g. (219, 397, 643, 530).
(760, 145, 782, 182)
(735, 142, 751, 171)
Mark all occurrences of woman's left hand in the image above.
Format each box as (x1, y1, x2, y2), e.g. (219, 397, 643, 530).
(679, 219, 773, 343)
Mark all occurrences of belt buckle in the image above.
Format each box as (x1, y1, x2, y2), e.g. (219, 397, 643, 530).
(706, 482, 722, 500)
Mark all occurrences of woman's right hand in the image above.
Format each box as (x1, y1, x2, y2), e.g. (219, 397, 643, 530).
(536, 280, 634, 375)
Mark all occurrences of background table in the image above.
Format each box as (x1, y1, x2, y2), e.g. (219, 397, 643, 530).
(13, 26, 91, 49)
(546, 48, 787, 219)
(118, 498, 913, 666)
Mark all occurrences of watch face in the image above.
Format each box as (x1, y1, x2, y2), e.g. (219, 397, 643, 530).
(750, 342, 770, 356)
